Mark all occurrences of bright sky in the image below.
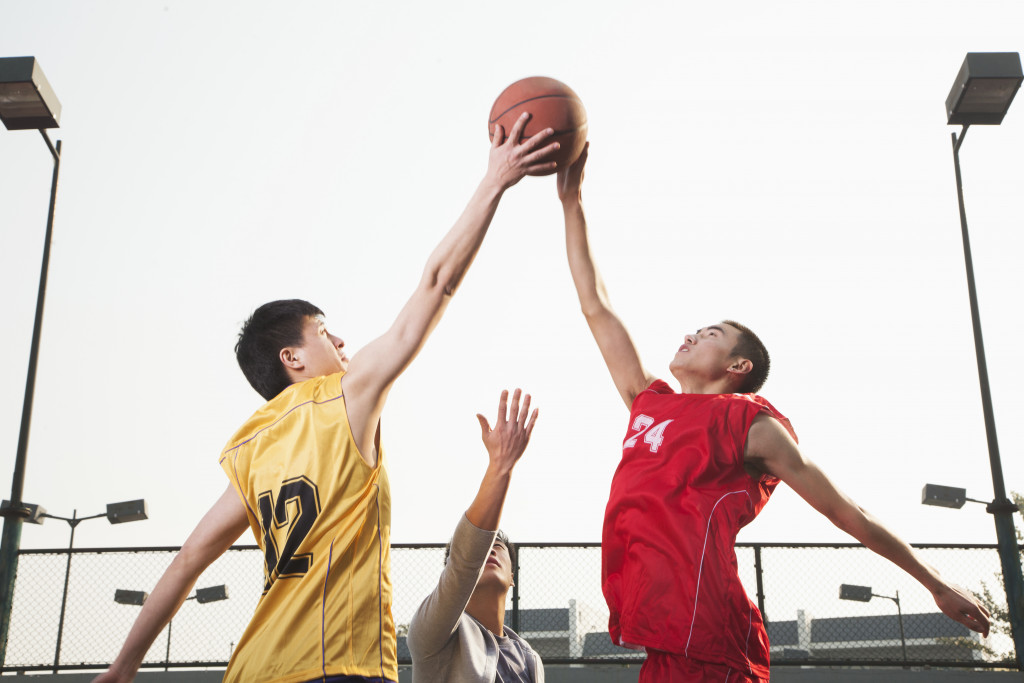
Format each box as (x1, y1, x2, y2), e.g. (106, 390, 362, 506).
(2, 1, 1022, 571)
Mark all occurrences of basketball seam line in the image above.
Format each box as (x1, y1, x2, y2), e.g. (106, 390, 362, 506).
(489, 93, 582, 124)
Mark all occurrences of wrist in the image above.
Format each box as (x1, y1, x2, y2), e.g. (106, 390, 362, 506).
(561, 194, 583, 211)
(479, 172, 510, 198)
(484, 462, 515, 480)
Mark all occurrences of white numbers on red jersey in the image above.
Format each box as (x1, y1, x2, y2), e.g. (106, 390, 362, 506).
(623, 414, 673, 453)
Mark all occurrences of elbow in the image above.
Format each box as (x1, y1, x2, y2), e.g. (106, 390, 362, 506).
(831, 504, 871, 539)
(425, 262, 463, 300)
(580, 299, 611, 322)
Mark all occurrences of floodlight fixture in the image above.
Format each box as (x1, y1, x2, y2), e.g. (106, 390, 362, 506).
(0, 57, 61, 130)
(106, 499, 148, 524)
(946, 52, 1023, 125)
(195, 584, 229, 604)
(921, 484, 967, 509)
(114, 589, 148, 606)
(0, 500, 46, 524)
(839, 583, 873, 603)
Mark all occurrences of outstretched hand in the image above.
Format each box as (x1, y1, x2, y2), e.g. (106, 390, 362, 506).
(556, 140, 589, 203)
(476, 389, 538, 477)
(487, 113, 559, 190)
(932, 582, 991, 636)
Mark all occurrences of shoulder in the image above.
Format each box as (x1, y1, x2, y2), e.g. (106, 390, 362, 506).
(629, 379, 675, 407)
(742, 394, 797, 442)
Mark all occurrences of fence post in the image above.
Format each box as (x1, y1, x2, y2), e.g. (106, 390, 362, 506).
(510, 547, 520, 632)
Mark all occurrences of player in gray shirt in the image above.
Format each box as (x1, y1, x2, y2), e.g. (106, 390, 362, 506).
(408, 389, 544, 683)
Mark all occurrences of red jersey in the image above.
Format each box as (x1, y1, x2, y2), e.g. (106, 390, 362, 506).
(602, 380, 796, 679)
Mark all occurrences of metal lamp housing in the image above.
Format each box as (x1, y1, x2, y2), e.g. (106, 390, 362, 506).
(921, 483, 967, 509)
(839, 583, 873, 603)
(195, 585, 228, 604)
(946, 52, 1023, 125)
(106, 499, 148, 524)
(0, 500, 46, 524)
(0, 57, 62, 130)
(114, 589, 148, 606)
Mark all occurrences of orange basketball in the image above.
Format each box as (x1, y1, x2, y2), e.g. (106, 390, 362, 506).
(488, 76, 587, 176)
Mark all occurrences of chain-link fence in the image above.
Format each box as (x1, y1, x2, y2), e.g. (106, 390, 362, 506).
(2, 542, 1017, 672)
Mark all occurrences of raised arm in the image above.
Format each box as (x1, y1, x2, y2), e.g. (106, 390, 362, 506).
(744, 414, 991, 636)
(93, 485, 251, 682)
(558, 144, 654, 408)
(407, 389, 538, 657)
(342, 116, 556, 460)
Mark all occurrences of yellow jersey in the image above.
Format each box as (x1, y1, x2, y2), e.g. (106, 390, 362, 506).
(219, 372, 396, 683)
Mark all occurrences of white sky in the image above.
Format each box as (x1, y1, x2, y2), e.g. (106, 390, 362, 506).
(1, 0, 1022, 571)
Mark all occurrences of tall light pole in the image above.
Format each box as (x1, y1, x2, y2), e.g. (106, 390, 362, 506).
(0, 55, 63, 668)
(944, 51, 1024, 670)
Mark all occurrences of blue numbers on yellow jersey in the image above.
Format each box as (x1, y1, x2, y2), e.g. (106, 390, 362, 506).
(622, 414, 673, 453)
(257, 476, 322, 592)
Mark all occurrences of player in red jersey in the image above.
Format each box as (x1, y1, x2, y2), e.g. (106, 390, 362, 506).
(556, 143, 990, 682)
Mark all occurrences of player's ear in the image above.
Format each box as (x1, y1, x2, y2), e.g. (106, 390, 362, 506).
(727, 357, 753, 377)
(280, 346, 304, 371)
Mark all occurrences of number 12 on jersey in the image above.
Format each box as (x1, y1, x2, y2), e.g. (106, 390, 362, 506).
(623, 415, 673, 453)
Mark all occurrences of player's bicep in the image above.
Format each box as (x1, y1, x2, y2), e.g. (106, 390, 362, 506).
(585, 308, 654, 407)
(180, 485, 250, 567)
(745, 415, 861, 526)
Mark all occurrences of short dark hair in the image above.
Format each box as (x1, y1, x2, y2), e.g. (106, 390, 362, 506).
(235, 299, 324, 401)
(722, 319, 770, 394)
(444, 529, 517, 570)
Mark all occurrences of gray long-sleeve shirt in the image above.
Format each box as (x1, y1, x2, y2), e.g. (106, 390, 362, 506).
(407, 515, 544, 683)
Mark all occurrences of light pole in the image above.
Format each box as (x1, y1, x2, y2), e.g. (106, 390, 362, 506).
(944, 51, 1024, 670)
(840, 583, 908, 664)
(41, 500, 148, 673)
(164, 585, 228, 670)
(0, 55, 63, 668)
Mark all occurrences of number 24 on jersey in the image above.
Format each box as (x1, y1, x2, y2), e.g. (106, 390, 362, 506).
(623, 415, 673, 453)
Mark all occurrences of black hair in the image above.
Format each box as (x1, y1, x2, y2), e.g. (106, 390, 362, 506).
(444, 529, 517, 570)
(235, 299, 324, 401)
(723, 319, 770, 394)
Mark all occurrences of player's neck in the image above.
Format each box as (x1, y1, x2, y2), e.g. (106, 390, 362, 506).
(465, 588, 507, 636)
(676, 375, 739, 395)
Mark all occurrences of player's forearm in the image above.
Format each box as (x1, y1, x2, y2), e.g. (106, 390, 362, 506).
(105, 551, 205, 676)
(465, 465, 513, 532)
(562, 198, 610, 317)
(408, 515, 496, 657)
(363, 178, 505, 385)
(422, 177, 505, 299)
(837, 507, 943, 592)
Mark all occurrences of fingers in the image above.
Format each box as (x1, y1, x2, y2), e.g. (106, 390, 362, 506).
(521, 139, 560, 167)
(516, 124, 556, 152)
(525, 408, 539, 439)
(506, 111, 530, 144)
(489, 388, 535, 435)
(476, 413, 491, 438)
(577, 140, 590, 165)
(516, 391, 531, 428)
(496, 389, 510, 425)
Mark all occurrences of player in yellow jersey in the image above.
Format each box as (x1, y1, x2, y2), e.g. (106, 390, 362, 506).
(93, 113, 558, 683)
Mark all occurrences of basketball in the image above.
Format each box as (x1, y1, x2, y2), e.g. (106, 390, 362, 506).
(488, 76, 587, 176)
